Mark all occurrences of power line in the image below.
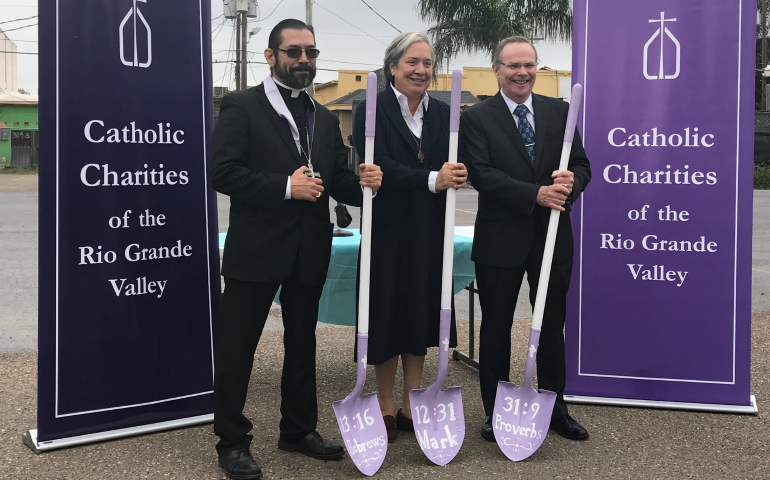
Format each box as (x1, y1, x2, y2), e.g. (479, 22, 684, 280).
(313, 1, 387, 46)
(256, 0, 286, 22)
(0, 14, 36, 25)
(214, 59, 343, 73)
(315, 31, 392, 38)
(0, 50, 36, 55)
(212, 17, 229, 43)
(1, 22, 36, 33)
(359, 0, 400, 33)
(214, 49, 381, 67)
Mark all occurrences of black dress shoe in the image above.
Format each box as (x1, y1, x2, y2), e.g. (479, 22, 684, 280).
(550, 414, 589, 440)
(218, 448, 263, 480)
(383, 415, 398, 442)
(396, 408, 414, 432)
(277, 431, 344, 460)
(480, 416, 495, 442)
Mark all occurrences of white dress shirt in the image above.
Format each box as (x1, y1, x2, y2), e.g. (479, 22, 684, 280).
(501, 91, 535, 132)
(390, 84, 439, 193)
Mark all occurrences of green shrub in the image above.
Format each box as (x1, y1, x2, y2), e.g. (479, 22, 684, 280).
(756, 163, 770, 189)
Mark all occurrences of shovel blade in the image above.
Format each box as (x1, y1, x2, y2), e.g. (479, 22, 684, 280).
(492, 381, 556, 462)
(333, 393, 387, 476)
(408, 386, 465, 466)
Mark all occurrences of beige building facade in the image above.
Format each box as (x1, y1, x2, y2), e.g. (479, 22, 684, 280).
(0, 30, 18, 92)
(315, 66, 573, 106)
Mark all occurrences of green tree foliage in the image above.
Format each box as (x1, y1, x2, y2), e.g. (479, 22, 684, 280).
(417, 0, 573, 68)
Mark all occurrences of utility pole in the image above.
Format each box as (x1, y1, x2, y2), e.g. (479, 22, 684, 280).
(763, 0, 768, 109)
(241, 10, 248, 90)
(305, 0, 314, 97)
(235, 13, 241, 91)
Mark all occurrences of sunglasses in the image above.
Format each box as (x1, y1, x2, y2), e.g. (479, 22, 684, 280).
(276, 47, 320, 59)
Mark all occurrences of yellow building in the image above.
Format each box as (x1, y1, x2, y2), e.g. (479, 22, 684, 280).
(314, 70, 371, 106)
(315, 66, 572, 144)
(433, 66, 572, 100)
(315, 66, 572, 105)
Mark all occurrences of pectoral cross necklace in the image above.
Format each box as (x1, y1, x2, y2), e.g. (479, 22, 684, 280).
(408, 105, 425, 163)
(408, 130, 425, 163)
(300, 128, 320, 178)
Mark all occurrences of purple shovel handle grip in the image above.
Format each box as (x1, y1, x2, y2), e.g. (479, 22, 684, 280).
(449, 70, 462, 133)
(562, 83, 583, 143)
(421, 309, 452, 404)
(342, 334, 369, 403)
(523, 329, 540, 389)
(435, 308, 452, 387)
(365, 72, 378, 138)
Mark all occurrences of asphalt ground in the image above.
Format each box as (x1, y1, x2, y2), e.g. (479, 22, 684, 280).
(1, 176, 770, 478)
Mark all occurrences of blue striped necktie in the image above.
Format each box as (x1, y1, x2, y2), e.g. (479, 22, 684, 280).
(514, 104, 536, 165)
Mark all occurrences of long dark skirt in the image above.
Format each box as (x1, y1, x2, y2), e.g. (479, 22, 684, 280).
(356, 190, 458, 365)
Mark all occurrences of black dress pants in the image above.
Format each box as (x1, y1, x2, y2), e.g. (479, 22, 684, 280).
(214, 264, 324, 455)
(476, 222, 573, 421)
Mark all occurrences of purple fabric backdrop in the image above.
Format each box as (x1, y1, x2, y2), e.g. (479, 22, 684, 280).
(566, 0, 754, 406)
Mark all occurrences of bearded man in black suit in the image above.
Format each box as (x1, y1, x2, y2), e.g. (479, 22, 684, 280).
(210, 19, 382, 480)
(461, 36, 591, 443)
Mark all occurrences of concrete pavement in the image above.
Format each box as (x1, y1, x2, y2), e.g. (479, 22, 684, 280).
(1, 176, 769, 479)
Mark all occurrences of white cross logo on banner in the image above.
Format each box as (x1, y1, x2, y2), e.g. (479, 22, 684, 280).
(643, 12, 680, 80)
(119, 0, 153, 68)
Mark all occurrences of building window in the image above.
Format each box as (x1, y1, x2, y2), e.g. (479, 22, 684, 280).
(356, 75, 362, 82)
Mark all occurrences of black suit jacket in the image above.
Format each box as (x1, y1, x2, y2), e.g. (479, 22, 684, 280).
(351, 87, 452, 229)
(462, 92, 591, 267)
(210, 84, 364, 286)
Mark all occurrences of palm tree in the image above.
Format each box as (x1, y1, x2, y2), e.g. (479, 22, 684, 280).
(417, 0, 573, 68)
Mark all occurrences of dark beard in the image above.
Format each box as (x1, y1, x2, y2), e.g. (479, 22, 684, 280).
(273, 56, 316, 89)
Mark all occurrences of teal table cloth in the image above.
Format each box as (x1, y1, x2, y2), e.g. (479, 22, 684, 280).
(219, 227, 476, 326)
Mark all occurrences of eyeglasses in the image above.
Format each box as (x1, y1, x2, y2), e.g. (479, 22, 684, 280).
(497, 62, 538, 71)
(276, 47, 320, 59)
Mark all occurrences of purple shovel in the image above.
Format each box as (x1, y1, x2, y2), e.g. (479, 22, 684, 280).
(492, 83, 584, 462)
(332, 73, 387, 477)
(408, 70, 465, 466)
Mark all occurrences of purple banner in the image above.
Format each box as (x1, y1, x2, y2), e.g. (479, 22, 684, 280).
(566, 0, 754, 406)
(34, 0, 220, 446)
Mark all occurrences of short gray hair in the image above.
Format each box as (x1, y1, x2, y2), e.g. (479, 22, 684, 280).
(492, 36, 538, 65)
(383, 32, 434, 85)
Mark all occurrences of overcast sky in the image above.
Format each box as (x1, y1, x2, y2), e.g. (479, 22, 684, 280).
(1, 0, 573, 93)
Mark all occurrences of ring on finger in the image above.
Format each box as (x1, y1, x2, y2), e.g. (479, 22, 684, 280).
(316, 191, 322, 198)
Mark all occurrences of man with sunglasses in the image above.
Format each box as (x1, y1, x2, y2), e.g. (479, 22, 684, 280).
(461, 36, 592, 443)
(210, 18, 382, 480)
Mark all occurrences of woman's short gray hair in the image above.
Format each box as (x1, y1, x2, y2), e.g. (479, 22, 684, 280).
(383, 32, 434, 85)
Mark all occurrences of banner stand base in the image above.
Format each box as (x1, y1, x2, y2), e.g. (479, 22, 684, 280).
(22, 413, 213, 453)
(564, 394, 757, 415)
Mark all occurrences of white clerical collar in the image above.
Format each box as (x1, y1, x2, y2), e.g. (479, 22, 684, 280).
(272, 76, 306, 98)
(501, 90, 533, 116)
(263, 75, 304, 153)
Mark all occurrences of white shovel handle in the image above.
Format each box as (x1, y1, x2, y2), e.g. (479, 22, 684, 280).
(358, 73, 378, 335)
(530, 84, 583, 331)
(440, 70, 463, 309)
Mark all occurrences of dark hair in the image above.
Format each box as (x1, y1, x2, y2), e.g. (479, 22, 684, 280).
(268, 19, 315, 50)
